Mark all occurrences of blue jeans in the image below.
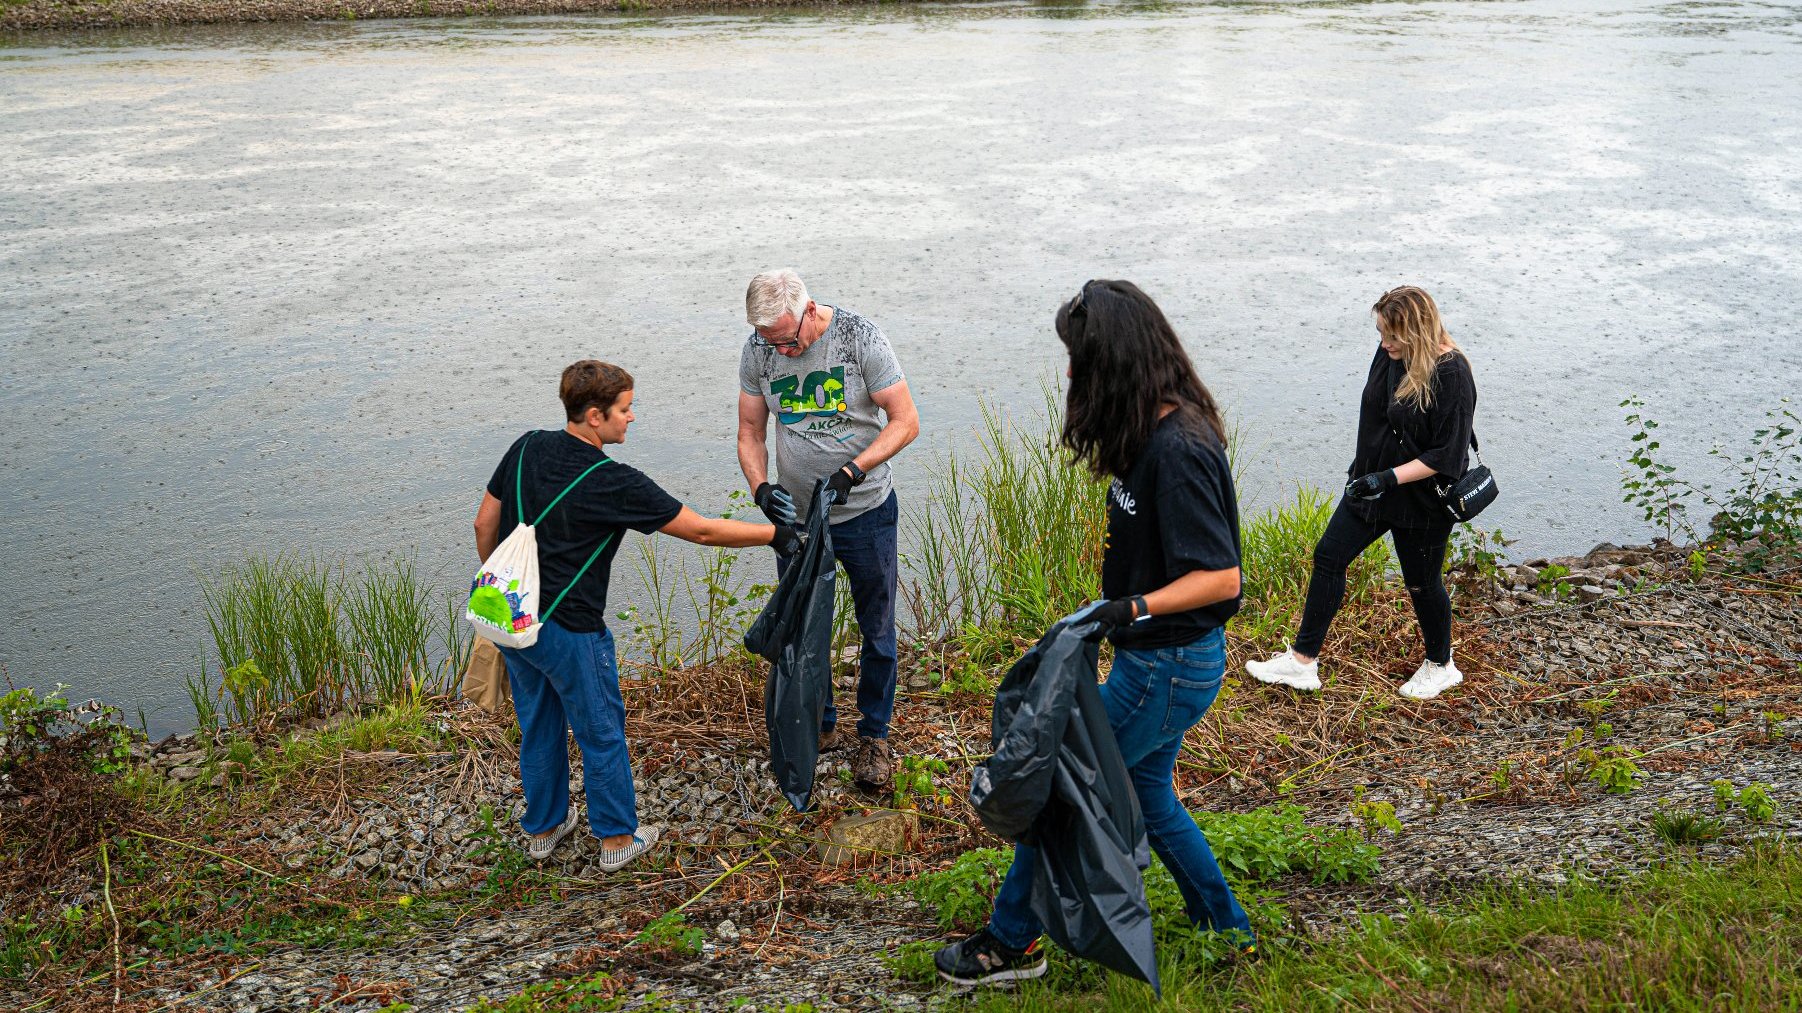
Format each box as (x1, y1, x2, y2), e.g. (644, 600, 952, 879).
(499, 620, 637, 839)
(780, 491, 900, 740)
(987, 628, 1252, 949)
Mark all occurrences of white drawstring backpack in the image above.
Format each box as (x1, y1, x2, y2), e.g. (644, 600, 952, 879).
(466, 433, 616, 649)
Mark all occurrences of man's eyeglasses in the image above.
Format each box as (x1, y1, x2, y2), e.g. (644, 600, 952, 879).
(754, 306, 810, 350)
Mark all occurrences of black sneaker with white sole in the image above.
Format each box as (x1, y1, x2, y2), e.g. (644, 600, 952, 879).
(933, 927, 1047, 986)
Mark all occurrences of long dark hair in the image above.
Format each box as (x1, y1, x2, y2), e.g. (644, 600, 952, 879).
(1057, 280, 1226, 479)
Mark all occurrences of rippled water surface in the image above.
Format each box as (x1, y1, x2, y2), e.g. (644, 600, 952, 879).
(3, 0, 1800, 731)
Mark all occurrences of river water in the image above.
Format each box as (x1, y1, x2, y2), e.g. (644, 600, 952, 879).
(3, 0, 1799, 732)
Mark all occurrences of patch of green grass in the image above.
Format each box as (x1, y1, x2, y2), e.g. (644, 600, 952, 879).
(901, 803, 1376, 937)
(1650, 805, 1725, 846)
(251, 700, 448, 789)
(959, 841, 1802, 1011)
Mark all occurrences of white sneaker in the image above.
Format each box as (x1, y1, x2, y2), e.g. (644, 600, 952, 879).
(1398, 658, 1463, 700)
(1245, 649, 1322, 692)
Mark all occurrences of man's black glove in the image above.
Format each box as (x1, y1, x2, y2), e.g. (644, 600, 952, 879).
(823, 460, 865, 507)
(1345, 470, 1397, 502)
(754, 482, 798, 526)
(1085, 597, 1145, 637)
(769, 525, 804, 558)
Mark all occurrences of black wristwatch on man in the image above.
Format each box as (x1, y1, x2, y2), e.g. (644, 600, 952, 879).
(825, 459, 867, 506)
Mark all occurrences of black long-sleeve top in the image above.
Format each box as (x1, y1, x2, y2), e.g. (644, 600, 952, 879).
(1348, 346, 1478, 529)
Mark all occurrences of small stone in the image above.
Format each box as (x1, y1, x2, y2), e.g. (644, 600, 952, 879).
(169, 765, 202, 782)
(715, 919, 740, 943)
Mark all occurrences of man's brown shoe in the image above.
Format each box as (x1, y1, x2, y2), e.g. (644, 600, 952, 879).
(851, 736, 895, 794)
(818, 725, 858, 754)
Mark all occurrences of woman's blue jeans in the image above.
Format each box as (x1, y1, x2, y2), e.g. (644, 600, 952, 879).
(987, 628, 1252, 949)
(499, 620, 637, 839)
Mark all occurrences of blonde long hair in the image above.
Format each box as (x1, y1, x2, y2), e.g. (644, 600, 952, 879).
(1374, 286, 1460, 411)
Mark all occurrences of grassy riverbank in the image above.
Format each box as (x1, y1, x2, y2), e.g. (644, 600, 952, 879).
(3, 397, 1798, 1010)
(0, 0, 912, 33)
(965, 841, 1802, 1012)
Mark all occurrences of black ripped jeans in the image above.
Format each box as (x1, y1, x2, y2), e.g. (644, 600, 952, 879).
(1292, 497, 1454, 666)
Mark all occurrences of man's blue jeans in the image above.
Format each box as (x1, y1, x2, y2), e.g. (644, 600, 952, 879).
(499, 620, 637, 839)
(987, 628, 1252, 949)
(780, 491, 900, 740)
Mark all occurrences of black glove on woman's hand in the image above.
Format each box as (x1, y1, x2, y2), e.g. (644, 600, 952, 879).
(1346, 470, 1397, 502)
(754, 482, 798, 526)
(769, 525, 804, 558)
(1086, 597, 1141, 635)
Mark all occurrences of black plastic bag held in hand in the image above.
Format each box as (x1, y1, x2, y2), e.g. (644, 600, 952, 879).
(968, 609, 1161, 993)
(743, 480, 836, 812)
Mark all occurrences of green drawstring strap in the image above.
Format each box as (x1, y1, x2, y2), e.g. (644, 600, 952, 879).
(512, 431, 617, 625)
(543, 530, 616, 624)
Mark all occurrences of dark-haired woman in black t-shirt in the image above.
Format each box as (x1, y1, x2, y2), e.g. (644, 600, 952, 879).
(933, 280, 1254, 987)
(1246, 286, 1477, 701)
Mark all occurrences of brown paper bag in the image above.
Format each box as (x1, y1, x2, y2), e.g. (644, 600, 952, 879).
(460, 637, 512, 713)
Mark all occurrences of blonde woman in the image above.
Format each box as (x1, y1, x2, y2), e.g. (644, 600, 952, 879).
(1247, 287, 1478, 700)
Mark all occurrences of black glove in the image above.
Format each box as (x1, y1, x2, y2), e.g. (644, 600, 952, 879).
(823, 460, 865, 507)
(754, 482, 798, 526)
(769, 525, 804, 558)
(1346, 470, 1397, 502)
(1085, 597, 1145, 637)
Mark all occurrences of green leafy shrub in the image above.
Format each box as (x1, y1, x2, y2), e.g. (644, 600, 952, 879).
(1, 685, 134, 778)
(892, 755, 952, 809)
(1192, 804, 1381, 884)
(1585, 746, 1644, 795)
(900, 847, 1013, 931)
(1714, 780, 1778, 824)
(634, 913, 705, 958)
(1620, 396, 1802, 570)
(1350, 786, 1403, 838)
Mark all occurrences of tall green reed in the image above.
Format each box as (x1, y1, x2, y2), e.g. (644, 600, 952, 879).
(195, 554, 456, 727)
(345, 559, 437, 702)
(907, 389, 1111, 668)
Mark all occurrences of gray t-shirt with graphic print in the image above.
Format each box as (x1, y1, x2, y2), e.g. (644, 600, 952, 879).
(739, 306, 905, 524)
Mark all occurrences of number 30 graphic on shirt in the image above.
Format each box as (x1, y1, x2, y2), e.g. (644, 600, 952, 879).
(772, 368, 848, 426)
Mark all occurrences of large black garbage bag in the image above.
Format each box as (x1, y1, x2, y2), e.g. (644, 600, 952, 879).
(743, 480, 836, 812)
(968, 611, 1161, 992)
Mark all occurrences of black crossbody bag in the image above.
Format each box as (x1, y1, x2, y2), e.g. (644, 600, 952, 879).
(1391, 424, 1499, 523)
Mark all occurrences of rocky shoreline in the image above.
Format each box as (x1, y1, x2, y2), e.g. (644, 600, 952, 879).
(1, 0, 901, 33)
(7, 541, 1800, 1011)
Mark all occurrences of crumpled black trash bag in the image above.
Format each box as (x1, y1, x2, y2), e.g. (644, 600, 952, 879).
(968, 607, 1160, 993)
(743, 480, 836, 813)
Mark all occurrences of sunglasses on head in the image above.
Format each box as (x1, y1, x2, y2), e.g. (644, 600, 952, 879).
(1070, 279, 1096, 318)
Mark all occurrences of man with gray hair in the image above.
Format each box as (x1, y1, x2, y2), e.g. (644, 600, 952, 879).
(737, 268, 920, 793)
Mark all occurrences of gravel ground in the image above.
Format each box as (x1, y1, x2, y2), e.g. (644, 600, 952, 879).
(39, 548, 1802, 1010)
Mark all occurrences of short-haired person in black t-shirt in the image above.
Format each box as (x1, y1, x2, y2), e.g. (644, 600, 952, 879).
(934, 281, 1255, 986)
(1246, 286, 1478, 701)
(474, 360, 802, 870)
